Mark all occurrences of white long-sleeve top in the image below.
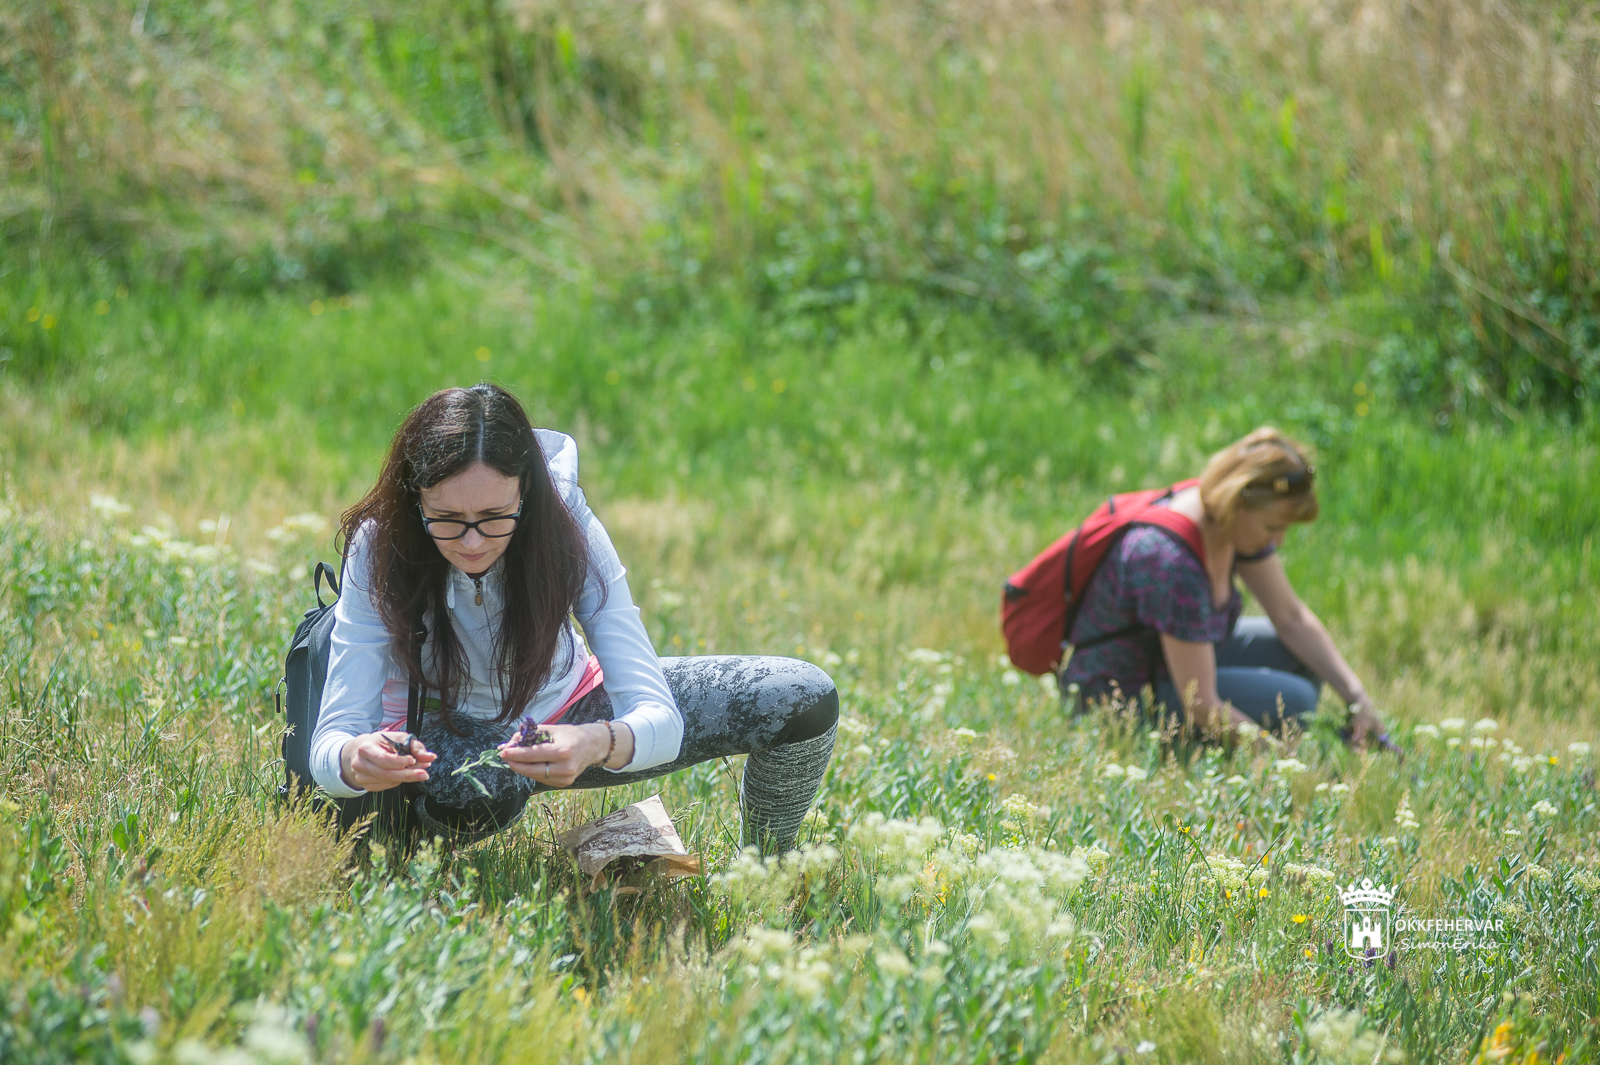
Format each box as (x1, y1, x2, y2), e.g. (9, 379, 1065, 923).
(309, 429, 682, 798)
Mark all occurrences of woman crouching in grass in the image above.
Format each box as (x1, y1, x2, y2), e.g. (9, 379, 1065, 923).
(1064, 427, 1390, 746)
(310, 383, 838, 849)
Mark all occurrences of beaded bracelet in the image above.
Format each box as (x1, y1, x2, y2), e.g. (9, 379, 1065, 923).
(604, 721, 617, 766)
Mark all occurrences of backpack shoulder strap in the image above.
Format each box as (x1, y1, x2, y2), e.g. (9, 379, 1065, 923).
(406, 626, 427, 735)
(313, 561, 341, 608)
(1063, 480, 1206, 649)
(1129, 508, 1206, 568)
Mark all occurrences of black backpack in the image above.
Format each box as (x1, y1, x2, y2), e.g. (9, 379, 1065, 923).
(277, 561, 423, 801)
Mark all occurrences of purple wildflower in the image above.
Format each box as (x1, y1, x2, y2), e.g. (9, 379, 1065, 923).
(515, 714, 553, 747)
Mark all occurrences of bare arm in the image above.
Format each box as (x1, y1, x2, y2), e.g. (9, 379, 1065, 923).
(1238, 554, 1386, 742)
(1159, 634, 1256, 734)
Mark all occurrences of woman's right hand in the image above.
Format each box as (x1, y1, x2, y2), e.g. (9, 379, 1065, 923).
(339, 732, 437, 792)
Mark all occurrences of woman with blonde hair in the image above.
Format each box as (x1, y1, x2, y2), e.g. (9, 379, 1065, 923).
(1062, 427, 1388, 743)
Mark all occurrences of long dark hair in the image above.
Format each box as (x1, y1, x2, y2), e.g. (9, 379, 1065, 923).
(341, 384, 591, 729)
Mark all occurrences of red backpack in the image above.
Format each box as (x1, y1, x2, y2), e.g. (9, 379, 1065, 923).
(1001, 479, 1205, 675)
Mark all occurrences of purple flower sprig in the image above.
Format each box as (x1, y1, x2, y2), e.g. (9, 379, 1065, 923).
(515, 714, 554, 747)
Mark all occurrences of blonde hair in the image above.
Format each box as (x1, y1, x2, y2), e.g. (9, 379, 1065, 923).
(1199, 426, 1319, 529)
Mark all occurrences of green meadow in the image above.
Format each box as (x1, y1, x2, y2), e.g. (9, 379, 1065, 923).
(2, 1, 1598, 1062)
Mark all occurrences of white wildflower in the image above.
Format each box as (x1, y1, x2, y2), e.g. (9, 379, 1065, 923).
(1439, 718, 1465, 733)
(907, 648, 948, 665)
(950, 727, 979, 740)
(1472, 718, 1498, 734)
(849, 813, 944, 865)
(1224, 774, 1246, 786)
(776, 950, 833, 999)
(1525, 863, 1552, 884)
(1304, 1007, 1400, 1065)
(1272, 758, 1309, 775)
(874, 946, 914, 978)
(1395, 790, 1420, 831)
(265, 512, 328, 543)
(90, 493, 132, 517)
(947, 831, 984, 857)
(1412, 723, 1440, 739)
(1069, 842, 1110, 878)
(1123, 764, 1148, 781)
(1101, 763, 1126, 779)
(1568, 741, 1592, 758)
(1190, 853, 1268, 899)
(737, 926, 793, 961)
(1530, 799, 1558, 821)
(240, 1002, 312, 1065)
(1000, 794, 1039, 820)
(967, 912, 1010, 949)
(1282, 863, 1337, 889)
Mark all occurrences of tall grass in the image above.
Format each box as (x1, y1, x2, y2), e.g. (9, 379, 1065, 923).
(2, 3, 1598, 1060)
(4, 0, 1598, 408)
(1, 430, 1595, 1062)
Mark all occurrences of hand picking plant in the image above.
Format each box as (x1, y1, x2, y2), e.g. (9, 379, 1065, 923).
(450, 715, 554, 795)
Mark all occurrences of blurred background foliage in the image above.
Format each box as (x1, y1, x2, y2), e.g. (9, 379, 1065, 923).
(3, 0, 1598, 415)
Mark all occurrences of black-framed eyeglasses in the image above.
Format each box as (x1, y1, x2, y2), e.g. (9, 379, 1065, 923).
(418, 504, 522, 541)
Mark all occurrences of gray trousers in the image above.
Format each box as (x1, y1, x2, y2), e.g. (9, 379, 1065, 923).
(1151, 616, 1322, 730)
(338, 656, 838, 853)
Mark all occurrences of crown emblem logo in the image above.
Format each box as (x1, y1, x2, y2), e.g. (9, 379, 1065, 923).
(1339, 878, 1395, 909)
(1338, 878, 1395, 959)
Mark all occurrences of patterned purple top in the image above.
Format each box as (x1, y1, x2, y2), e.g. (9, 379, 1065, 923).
(1062, 520, 1270, 698)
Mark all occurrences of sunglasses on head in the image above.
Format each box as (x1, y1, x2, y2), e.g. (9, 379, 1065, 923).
(1246, 465, 1315, 496)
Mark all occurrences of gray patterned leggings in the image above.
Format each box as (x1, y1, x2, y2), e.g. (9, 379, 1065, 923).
(339, 656, 838, 853)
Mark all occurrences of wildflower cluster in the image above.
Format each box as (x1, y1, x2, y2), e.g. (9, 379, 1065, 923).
(128, 525, 230, 565)
(1394, 790, 1420, 832)
(998, 793, 1041, 845)
(711, 842, 840, 915)
(1190, 853, 1269, 901)
(1069, 842, 1110, 879)
(1282, 863, 1338, 892)
(734, 927, 837, 1000)
(1302, 1007, 1402, 1064)
(265, 512, 328, 542)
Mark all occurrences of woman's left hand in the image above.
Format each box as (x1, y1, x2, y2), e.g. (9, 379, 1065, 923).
(497, 722, 633, 787)
(1346, 701, 1388, 748)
